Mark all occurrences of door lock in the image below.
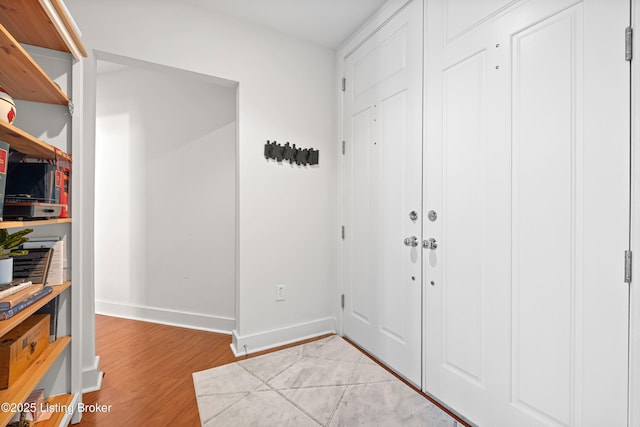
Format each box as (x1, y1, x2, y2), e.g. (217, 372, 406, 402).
(404, 236, 419, 247)
(423, 238, 438, 250)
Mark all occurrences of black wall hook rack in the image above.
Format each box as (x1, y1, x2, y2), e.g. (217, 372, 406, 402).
(264, 140, 319, 166)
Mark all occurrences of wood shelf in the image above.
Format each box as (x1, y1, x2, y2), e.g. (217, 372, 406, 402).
(0, 336, 71, 426)
(0, 218, 72, 230)
(0, 282, 71, 337)
(0, 0, 87, 59)
(0, 22, 69, 105)
(0, 120, 72, 161)
(34, 393, 74, 426)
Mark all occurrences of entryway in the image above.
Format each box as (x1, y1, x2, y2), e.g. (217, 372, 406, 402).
(94, 53, 238, 332)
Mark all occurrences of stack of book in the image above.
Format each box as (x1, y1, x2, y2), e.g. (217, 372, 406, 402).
(0, 280, 52, 320)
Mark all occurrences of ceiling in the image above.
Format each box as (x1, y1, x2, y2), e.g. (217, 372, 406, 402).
(184, 0, 388, 49)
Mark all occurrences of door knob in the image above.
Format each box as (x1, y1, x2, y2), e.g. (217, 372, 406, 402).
(423, 238, 438, 249)
(404, 236, 419, 247)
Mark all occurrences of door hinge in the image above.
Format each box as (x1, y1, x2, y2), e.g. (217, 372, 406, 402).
(341, 78, 346, 92)
(341, 294, 345, 309)
(625, 250, 632, 284)
(68, 100, 74, 116)
(342, 140, 345, 155)
(341, 226, 345, 240)
(626, 26, 633, 61)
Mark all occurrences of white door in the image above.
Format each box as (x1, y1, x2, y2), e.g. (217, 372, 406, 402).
(343, 0, 423, 386)
(424, 0, 630, 425)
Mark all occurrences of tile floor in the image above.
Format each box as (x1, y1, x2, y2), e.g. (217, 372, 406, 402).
(193, 336, 459, 426)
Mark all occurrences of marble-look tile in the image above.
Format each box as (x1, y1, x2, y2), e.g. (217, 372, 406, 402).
(356, 353, 379, 366)
(194, 336, 458, 427)
(280, 386, 347, 425)
(299, 336, 333, 355)
(196, 393, 248, 423)
(303, 336, 365, 364)
(351, 361, 397, 384)
(193, 363, 263, 396)
(268, 356, 358, 390)
(205, 391, 319, 427)
(329, 382, 457, 427)
(238, 345, 303, 382)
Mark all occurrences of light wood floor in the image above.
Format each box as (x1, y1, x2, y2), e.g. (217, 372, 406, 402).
(78, 315, 466, 426)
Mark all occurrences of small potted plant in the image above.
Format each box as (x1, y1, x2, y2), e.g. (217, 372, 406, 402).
(0, 228, 32, 284)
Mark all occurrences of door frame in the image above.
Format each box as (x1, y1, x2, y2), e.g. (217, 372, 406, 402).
(336, 0, 415, 337)
(630, 1, 640, 424)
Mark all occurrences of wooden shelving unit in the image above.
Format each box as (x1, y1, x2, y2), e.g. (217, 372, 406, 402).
(0, 336, 71, 426)
(0, 282, 71, 337)
(0, 218, 72, 230)
(0, 1, 85, 424)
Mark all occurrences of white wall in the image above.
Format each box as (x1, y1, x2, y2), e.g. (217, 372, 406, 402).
(66, 0, 338, 353)
(94, 60, 237, 331)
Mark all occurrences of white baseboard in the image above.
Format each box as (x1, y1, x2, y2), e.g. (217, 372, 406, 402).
(95, 300, 235, 334)
(82, 355, 103, 393)
(230, 317, 336, 357)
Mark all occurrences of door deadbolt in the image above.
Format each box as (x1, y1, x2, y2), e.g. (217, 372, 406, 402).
(409, 211, 418, 221)
(428, 210, 437, 221)
(423, 238, 438, 250)
(404, 236, 419, 247)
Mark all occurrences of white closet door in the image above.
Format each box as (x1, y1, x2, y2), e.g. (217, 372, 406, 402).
(424, 0, 630, 425)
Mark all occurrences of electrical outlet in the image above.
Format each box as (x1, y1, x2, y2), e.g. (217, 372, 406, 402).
(276, 284, 285, 301)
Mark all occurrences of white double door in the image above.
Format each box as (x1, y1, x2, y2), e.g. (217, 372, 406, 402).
(344, 0, 630, 424)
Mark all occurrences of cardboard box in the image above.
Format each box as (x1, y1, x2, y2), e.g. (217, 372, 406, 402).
(0, 314, 50, 389)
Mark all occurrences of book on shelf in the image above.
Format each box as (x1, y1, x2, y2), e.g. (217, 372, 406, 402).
(0, 286, 53, 320)
(23, 238, 64, 285)
(12, 247, 53, 285)
(59, 167, 70, 218)
(0, 279, 33, 300)
(35, 295, 59, 342)
(0, 141, 8, 221)
(0, 282, 41, 309)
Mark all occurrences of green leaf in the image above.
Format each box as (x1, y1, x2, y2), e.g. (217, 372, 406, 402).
(0, 228, 33, 257)
(8, 250, 28, 257)
(8, 228, 33, 240)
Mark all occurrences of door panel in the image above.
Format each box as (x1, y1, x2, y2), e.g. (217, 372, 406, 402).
(343, 0, 423, 386)
(425, 0, 629, 425)
(441, 51, 486, 387)
(351, 107, 374, 324)
(511, 8, 581, 424)
(380, 90, 410, 343)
